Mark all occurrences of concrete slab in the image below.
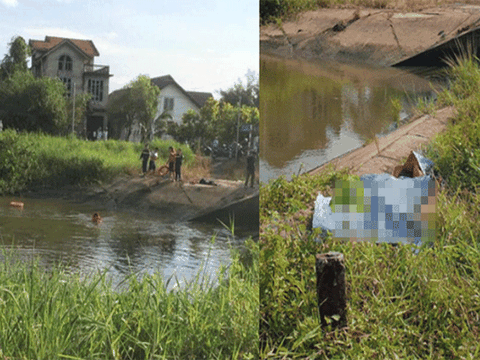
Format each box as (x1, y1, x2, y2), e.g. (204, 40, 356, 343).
(261, 5, 480, 66)
(308, 106, 454, 178)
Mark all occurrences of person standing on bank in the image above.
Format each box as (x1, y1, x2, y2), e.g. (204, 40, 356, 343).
(140, 144, 150, 176)
(175, 148, 184, 182)
(167, 146, 176, 181)
(149, 147, 158, 174)
(245, 151, 256, 188)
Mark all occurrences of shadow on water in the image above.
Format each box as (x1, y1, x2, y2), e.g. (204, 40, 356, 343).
(260, 55, 443, 183)
(0, 196, 256, 290)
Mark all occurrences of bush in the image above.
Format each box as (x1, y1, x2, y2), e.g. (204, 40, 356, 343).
(0, 131, 195, 194)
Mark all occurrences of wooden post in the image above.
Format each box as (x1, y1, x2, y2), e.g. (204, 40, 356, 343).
(316, 252, 347, 328)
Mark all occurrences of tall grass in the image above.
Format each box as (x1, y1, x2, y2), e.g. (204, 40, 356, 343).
(0, 239, 259, 359)
(260, 58, 480, 358)
(0, 130, 195, 194)
(260, 171, 480, 358)
(424, 54, 480, 192)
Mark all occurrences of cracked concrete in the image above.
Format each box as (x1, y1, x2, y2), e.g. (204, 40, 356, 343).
(261, 5, 480, 66)
(388, 20, 406, 57)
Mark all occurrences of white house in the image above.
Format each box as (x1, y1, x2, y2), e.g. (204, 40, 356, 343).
(29, 36, 112, 140)
(151, 75, 213, 125)
(110, 75, 213, 142)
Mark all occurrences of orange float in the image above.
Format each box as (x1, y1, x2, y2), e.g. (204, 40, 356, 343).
(9, 201, 24, 209)
(157, 165, 169, 176)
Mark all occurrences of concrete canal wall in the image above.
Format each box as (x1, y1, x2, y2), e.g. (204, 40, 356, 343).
(260, 4, 480, 67)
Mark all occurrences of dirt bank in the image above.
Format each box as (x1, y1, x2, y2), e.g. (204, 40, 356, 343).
(24, 175, 259, 226)
(260, 4, 480, 66)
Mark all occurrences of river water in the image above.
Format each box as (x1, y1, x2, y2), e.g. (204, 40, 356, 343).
(260, 55, 444, 182)
(0, 196, 256, 290)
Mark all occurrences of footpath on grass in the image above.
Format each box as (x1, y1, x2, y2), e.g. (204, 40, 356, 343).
(309, 106, 454, 177)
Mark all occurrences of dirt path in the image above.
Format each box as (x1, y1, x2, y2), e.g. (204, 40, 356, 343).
(261, 4, 480, 66)
(308, 106, 454, 177)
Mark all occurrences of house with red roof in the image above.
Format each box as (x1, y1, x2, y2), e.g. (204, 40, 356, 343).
(29, 36, 112, 140)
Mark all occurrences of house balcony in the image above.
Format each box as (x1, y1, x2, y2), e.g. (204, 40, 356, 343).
(83, 64, 112, 77)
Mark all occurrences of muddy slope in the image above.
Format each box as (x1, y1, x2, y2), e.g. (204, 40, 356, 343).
(24, 176, 259, 224)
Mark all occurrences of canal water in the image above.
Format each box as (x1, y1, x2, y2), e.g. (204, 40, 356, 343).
(0, 196, 256, 290)
(260, 55, 444, 183)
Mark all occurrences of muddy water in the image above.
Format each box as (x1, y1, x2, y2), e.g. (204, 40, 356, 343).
(260, 55, 443, 182)
(0, 197, 255, 290)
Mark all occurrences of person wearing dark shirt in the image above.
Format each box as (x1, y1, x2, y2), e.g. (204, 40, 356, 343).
(245, 151, 256, 188)
(167, 146, 176, 181)
(175, 149, 184, 181)
(140, 144, 150, 175)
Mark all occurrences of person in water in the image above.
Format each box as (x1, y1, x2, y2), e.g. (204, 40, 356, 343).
(92, 212, 102, 223)
(140, 144, 150, 175)
(167, 146, 176, 181)
(175, 148, 184, 181)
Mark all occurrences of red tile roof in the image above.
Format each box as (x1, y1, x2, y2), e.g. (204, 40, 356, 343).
(29, 36, 99, 58)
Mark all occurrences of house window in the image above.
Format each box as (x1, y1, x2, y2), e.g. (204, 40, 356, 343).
(88, 79, 104, 102)
(60, 77, 72, 97)
(58, 55, 73, 71)
(164, 97, 174, 111)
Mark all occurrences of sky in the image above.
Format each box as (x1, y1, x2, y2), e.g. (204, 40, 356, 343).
(0, 0, 259, 98)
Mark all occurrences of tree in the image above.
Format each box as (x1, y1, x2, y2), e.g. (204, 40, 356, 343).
(67, 92, 92, 136)
(0, 71, 68, 134)
(152, 110, 173, 138)
(107, 75, 160, 142)
(0, 36, 30, 81)
(107, 89, 134, 140)
(167, 96, 259, 154)
(219, 71, 259, 108)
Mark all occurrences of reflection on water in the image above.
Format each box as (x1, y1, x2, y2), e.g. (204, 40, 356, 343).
(260, 55, 441, 182)
(0, 196, 255, 290)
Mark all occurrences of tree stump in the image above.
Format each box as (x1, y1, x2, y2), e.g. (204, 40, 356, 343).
(315, 252, 346, 328)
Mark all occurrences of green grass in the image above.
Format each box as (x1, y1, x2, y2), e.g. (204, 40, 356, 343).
(259, 58, 480, 358)
(0, 239, 259, 359)
(424, 55, 480, 193)
(0, 130, 195, 195)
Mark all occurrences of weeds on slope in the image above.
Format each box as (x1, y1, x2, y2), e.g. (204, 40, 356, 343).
(260, 58, 480, 358)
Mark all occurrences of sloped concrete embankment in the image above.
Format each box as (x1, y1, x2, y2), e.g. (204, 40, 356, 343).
(190, 193, 259, 229)
(260, 5, 480, 66)
(67, 177, 258, 226)
(308, 106, 454, 178)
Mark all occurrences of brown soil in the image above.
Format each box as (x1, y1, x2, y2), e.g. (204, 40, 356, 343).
(260, 4, 480, 66)
(24, 159, 259, 224)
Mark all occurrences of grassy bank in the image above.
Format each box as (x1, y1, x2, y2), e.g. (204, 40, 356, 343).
(0, 239, 258, 359)
(259, 58, 480, 358)
(260, 0, 479, 23)
(0, 130, 195, 195)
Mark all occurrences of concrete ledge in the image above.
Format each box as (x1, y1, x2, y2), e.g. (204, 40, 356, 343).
(308, 106, 454, 178)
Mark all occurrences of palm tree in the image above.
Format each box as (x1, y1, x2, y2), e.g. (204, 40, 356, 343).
(140, 109, 173, 142)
